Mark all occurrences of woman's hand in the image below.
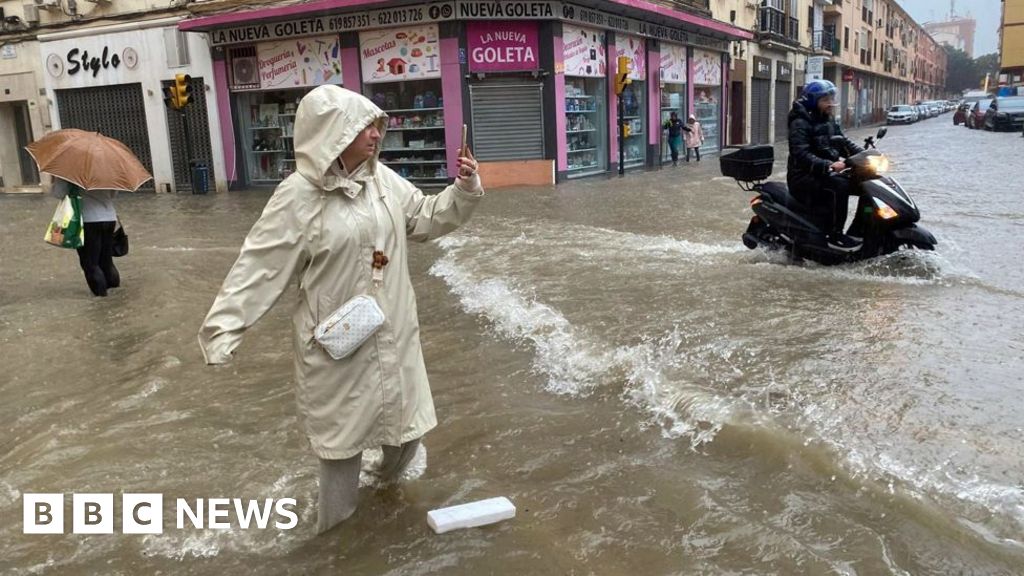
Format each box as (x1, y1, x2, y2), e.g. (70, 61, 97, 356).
(456, 147, 479, 186)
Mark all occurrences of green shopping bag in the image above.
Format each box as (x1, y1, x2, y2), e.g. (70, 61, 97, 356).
(44, 185, 84, 249)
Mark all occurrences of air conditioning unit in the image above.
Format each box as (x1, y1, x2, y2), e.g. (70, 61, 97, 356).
(34, 0, 61, 11)
(22, 4, 40, 23)
(231, 55, 258, 87)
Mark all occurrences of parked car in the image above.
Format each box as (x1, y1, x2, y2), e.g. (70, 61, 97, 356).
(916, 104, 930, 120)
(983, 96, 1024, 132)
(928, 103, 941, 117)
(887, 105, 917, 124)
(967, 99, 993, 129)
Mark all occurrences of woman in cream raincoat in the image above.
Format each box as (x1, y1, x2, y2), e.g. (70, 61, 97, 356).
(198, 85, 483, 533)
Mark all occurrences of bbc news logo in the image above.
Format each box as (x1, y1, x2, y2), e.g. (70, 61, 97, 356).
(23, 494, 298, 534)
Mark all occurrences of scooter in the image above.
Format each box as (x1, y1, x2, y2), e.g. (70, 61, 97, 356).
(720, 128, 937, 265)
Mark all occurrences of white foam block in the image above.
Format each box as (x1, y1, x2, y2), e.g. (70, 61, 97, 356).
(427, 497, 516, 534)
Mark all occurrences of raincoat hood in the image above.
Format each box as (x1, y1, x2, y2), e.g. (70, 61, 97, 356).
(294, 85, 388, 191)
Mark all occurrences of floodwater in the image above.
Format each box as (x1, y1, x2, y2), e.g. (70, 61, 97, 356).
(2, 118, 1023, 575)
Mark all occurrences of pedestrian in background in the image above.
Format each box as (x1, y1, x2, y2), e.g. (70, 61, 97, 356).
(684, 114, 704, 162)
(51, 177, 120, 297)
(662, 111, 684, 166)
(198, 85, 484, 535)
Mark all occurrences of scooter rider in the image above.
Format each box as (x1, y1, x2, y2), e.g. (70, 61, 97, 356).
(787, 80, 865, 250)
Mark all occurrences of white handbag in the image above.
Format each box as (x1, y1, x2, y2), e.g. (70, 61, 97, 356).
(313, 294, 385, 360)
(313, 174, 392, 360)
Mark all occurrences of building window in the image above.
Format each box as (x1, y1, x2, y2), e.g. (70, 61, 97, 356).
(163, 28, 191, 68)
(845, 27, 850, 50)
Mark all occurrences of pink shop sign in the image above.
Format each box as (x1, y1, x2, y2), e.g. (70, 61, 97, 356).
(467, 21, 539, 72)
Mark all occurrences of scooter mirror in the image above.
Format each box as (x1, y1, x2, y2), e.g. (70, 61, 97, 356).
(877, 127, 887, 139)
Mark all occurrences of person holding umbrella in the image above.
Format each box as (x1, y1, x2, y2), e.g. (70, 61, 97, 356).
(50, 177, 119, 296)
(26, 129, 152, 297)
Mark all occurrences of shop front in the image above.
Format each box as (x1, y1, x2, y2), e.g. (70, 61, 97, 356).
(615, 34, 647, 171)
(39, 20, 223, 193)
(659, 42, 687, 164)
(750, 55, 772, 145)
(692, 49, 724, 155)
(0, 52, 44, 192)
(465, 21, 545, 164)
(227, 35, 345, 185)
(180, 1, 750, 188)
(561, 24, 608, 179)
(361, 24, 451, 187)
(774, 60, 793, 141)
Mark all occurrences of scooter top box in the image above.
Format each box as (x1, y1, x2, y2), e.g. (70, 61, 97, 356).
(720, 145, 774, 182)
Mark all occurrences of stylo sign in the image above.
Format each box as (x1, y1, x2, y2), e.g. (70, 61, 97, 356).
(23, 494, 298, 534)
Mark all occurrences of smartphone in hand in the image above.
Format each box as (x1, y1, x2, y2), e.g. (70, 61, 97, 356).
(460, 124, 468, 155)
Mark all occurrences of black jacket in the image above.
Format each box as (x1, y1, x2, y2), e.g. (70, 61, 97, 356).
(786, 101, 863, 193)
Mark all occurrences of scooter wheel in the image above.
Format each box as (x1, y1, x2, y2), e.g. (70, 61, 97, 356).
(742, 233, 759, 250)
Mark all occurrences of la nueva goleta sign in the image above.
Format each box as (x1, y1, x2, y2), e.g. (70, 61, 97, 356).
(205, 1, 729, 53)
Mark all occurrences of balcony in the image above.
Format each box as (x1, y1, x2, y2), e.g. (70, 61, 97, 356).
(812, 26, 839, 57)
(824, 0, 842, 15)
(758, 5, 800, 47)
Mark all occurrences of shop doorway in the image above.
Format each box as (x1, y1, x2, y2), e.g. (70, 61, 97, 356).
(774, 80, 791, 141)
(469, 80, 544, 161)
(751, 79, 771, 144)
(13, 103, 39, 185)
(729, 81, 745, 145)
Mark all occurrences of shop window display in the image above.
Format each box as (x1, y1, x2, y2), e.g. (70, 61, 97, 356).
(235, 89, 305, 184)
(692, 49, 723, 155)
(620, 82, 646, 169)
(366, 78, 448, 186)
(694, 88, 721, 156)
(565, 77, 608, 177)
(659, 43, 687, 163)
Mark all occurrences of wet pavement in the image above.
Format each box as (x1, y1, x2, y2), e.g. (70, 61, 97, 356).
(2, 116, 1023, 575)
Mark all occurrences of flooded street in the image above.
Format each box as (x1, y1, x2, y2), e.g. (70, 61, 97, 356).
(2, 118, 1023, 574)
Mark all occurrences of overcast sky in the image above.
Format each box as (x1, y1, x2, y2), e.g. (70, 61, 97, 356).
(897, 0, 1001, 56)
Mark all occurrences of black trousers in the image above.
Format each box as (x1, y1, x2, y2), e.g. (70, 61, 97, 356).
(794, 174, 859, 235)
(686, 147, 701, 161)
(77, 221, 120, 297)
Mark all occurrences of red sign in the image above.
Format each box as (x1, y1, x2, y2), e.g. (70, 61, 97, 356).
(842, 69, 854, 82)
(466, 21, 539, 73)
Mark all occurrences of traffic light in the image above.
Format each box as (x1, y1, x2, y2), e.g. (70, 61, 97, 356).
(164, 73, 193, 110)
(615, 56, 633, 95)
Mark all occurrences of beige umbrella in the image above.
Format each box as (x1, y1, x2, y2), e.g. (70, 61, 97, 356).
(25, 128, 152, 192)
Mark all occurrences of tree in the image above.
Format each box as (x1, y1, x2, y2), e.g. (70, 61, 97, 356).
(974, 53, 1000, 88)
(944, 45, 976, 93)
(944, 46, 1004, 94)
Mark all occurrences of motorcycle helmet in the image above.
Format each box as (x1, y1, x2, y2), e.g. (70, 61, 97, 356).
(800, 79, 837, 107)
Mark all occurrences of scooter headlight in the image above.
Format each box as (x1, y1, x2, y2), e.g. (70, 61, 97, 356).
(873, 197, 899, 220)
(866, 155, 890, 174)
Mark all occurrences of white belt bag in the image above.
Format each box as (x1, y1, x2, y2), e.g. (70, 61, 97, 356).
(313, 174, 392, 360)
(314, 294, 385, 360)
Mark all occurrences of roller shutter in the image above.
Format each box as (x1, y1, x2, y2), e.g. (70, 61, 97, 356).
(56, 83, 154, 190)
(469, 82, 544, 161)
(774, 80, 791, 141)
(751, 79, 771, 145)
